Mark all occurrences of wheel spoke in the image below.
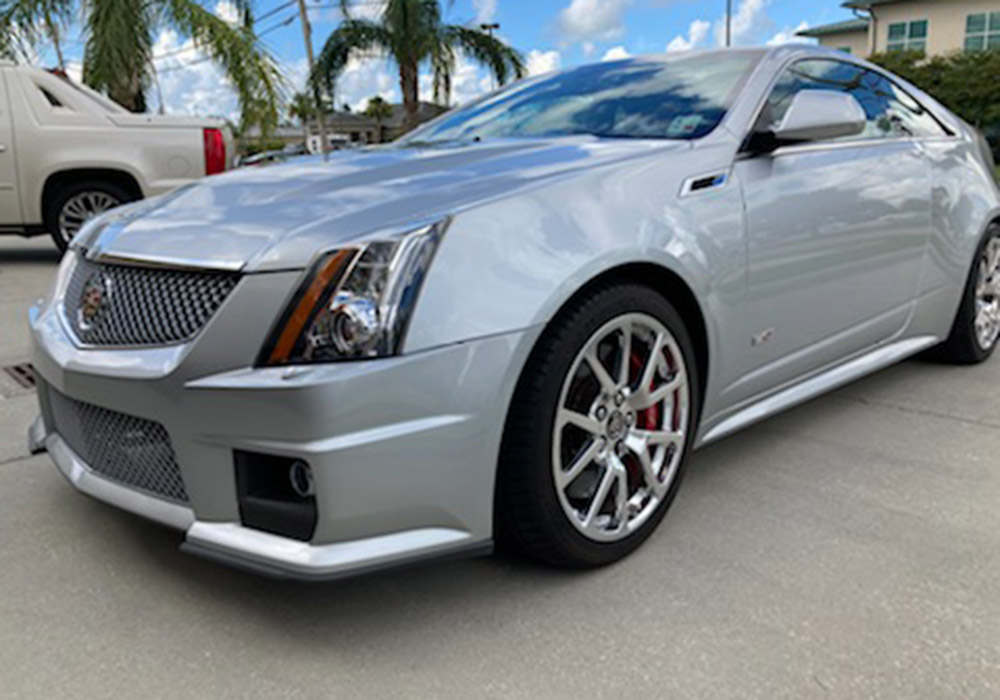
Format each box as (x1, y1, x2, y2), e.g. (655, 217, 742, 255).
(631, 372, 682, 410)
(628, 428, 684, 450)
(585, 349, 617, 395)
(558, 408, 602, 436)
(612, 458, 628, 524)
(635, 447, 665, 497)
(638, 331, 665, 391)
(617, 322, 632, 388)
(558, 439, 603, 487)
(582, 466, 615, 528)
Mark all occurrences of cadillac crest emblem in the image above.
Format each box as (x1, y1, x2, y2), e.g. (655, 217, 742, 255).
(77, 271, 111, 331)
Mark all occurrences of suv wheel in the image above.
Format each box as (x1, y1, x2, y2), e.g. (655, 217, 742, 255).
(45, 180, 132, 251)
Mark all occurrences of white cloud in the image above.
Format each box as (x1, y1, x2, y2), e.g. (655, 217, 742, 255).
(332, 55, 398, 110)
(214, 0, 240, 26)
(526, 49, 561, 76)
(767, 21, 810, 45)
(347, 1, 384, 21)
(602, 45, 631, 61)
(666, 19, 711, 52)
(557, 0, 631, 42)
(65, 61, 83, 84)
(152, 28, 236, 118)
(714, 0, 769, 46)
(472, 0, 498, 24)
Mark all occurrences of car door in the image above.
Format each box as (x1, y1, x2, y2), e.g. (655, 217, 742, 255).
(730, 59, 935, 400)
(0, 69, 22, 226)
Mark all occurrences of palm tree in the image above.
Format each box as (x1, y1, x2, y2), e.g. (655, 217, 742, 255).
(84, 0, 282, 130)
(314, 0, 524, 133)
(2, 0, 283, 132)
(288, 90, 317, 144)
(363, 95, 392, 142)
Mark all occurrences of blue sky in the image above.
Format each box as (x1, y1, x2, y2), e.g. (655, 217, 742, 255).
(37, 0, 861, 118)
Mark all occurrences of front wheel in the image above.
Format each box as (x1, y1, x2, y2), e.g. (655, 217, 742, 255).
(497, 282, 700, 568)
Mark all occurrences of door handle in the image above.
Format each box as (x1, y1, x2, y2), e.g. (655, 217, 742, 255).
(0, 144, 7, 153)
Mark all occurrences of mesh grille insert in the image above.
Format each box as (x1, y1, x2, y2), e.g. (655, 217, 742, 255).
(63, 256, 239, 347)
(40, 382, 189, 504)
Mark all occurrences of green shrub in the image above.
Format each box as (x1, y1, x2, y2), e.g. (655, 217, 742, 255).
(870, 49, 1000, 159)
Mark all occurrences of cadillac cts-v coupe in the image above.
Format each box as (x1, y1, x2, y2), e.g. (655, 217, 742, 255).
(28, 46, 1000, 578)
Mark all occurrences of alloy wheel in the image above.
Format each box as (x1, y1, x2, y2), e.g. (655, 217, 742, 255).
(552, 312, 690, 543)
(57, 191, 121, 245)
(974, 234, 1000, 351)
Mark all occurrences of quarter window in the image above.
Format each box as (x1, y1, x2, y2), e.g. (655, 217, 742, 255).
(887, 19, 928, 52)
(758, 59, 947, 141)
(965, 12, 1000, 52)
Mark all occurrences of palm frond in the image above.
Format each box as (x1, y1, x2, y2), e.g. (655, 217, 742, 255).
(383, 0, 440, 62)
(312, 18, 393, 94)
(0, 0, 74, 64)
(430, 41, 454, 105)
(164, 0, 285, 133)
(83, 0, 155, 110)
(442, 25, 525, 87)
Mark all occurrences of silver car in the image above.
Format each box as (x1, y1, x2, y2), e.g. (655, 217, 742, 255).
(28, 46, 1000, 579)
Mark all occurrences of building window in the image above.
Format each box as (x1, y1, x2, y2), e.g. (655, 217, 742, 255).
(965, 12, 1000, 52)
(887, 19, 927, 52)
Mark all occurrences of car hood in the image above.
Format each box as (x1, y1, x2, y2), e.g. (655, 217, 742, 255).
(79, 137, 687, 272)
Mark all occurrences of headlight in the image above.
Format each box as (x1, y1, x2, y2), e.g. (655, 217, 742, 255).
(260, 219, 448, 365)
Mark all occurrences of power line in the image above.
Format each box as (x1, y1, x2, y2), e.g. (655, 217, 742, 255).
(255, 0, 297, 23)
(154, 11, 297, 64)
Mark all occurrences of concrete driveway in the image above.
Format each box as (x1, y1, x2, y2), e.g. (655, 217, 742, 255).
(1, 236, 998, 699)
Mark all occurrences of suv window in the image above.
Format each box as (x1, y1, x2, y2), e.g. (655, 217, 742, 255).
(757, 59, 946, 141)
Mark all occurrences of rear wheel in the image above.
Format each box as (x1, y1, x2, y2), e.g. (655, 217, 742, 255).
(933, 224, 1000, 364)
(497, 282, 699, 567)
(44, 180, 131, 251)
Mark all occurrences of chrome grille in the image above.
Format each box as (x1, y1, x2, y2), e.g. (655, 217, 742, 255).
(63, 256, 239, 347)
(40, 382, 189, 504)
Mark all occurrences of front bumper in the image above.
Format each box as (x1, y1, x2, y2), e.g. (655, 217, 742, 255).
(30, 268, 536, 579)
(34, 419, 491, 579)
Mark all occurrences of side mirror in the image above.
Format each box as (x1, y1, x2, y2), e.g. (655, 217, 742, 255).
(744, 90, 867, 155)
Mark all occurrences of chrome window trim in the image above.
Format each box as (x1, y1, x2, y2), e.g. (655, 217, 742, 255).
(736, 53, 958, 157)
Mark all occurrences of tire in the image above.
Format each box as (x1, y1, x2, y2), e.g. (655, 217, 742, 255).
(931, 223, 1000, 364)
(44, 180, 133, 252)
(497, 282, 701, 568)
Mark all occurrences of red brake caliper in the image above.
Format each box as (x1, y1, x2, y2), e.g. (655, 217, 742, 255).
(625, 350, 661, 490)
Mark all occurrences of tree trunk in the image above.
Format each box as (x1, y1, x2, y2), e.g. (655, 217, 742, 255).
(399, 60, 420, 133)
(108, 68, 146, 113)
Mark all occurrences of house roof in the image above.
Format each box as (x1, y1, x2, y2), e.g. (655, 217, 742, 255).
(797, 17, 870, 38)
(842, 0, 906, 8)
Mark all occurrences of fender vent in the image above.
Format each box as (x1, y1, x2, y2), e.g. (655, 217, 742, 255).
(687, 173, 728, 193)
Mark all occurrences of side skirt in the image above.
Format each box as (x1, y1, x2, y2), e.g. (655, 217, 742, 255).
(695, 335, 939, 447)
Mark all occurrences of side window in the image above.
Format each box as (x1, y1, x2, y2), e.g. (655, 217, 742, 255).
(859, 70, 946, 138)
(757, 59, 946, 141)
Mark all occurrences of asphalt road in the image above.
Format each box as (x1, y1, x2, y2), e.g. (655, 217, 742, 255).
(1, 235, 998, 699)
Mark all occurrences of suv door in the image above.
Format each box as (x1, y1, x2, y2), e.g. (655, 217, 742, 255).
(0, 69, 22, 225)
(730, 58, 943, 400)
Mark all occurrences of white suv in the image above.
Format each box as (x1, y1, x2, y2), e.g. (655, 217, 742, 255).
(0, 61, 233, 250)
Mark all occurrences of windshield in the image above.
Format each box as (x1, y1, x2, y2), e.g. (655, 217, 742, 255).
(403, 53, 759, 144)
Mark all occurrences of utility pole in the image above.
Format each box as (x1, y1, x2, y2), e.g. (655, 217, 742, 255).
(297, 0, 329, 155)
(725, 0, 733, 47)
(480, 23, 500, 90)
